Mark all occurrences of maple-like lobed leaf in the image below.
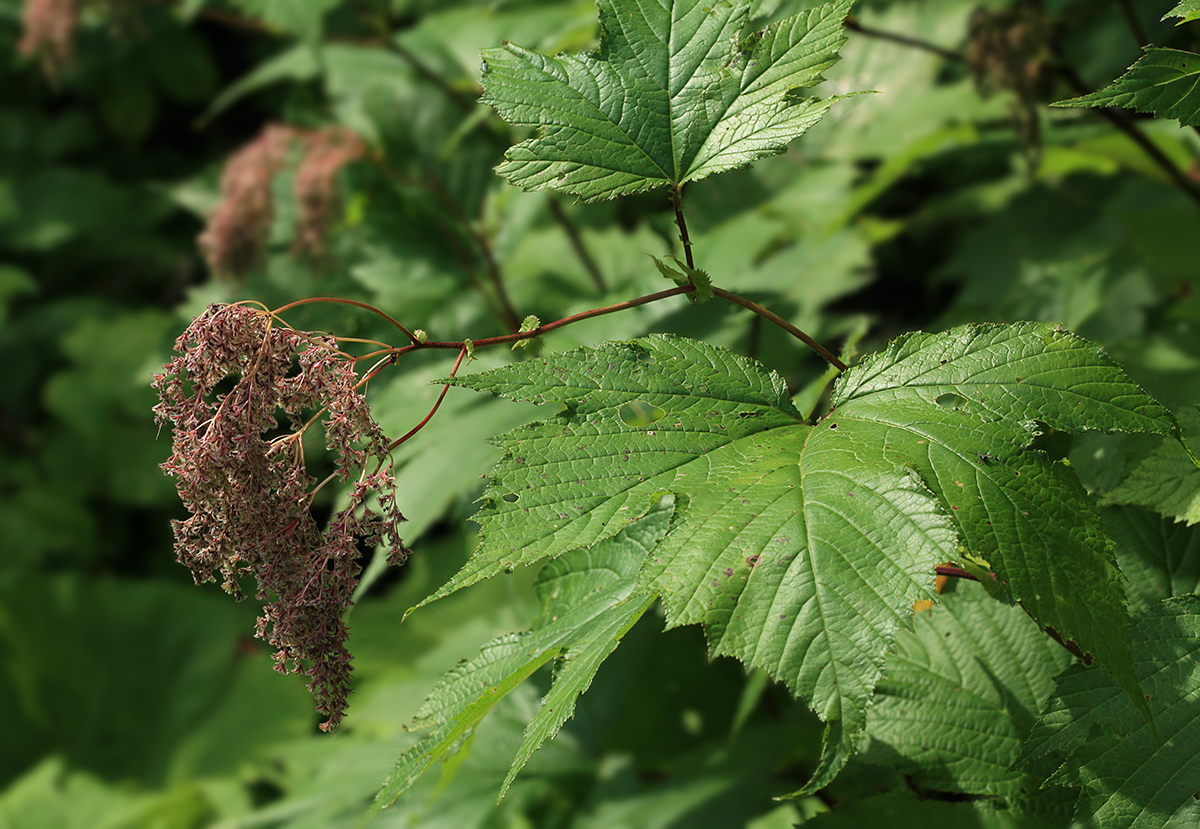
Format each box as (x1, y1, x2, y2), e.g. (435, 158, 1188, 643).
(1052, 46, 1200, 127)
(426, 323, 1175, 795)
(480, 0, 853, 201)
(831, 322, 1176, 728)
(1108, 408, 1200, 527)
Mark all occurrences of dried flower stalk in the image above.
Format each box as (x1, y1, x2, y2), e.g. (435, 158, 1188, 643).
(153, 303, 408, 731)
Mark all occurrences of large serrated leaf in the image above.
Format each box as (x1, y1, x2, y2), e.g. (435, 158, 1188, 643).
(375, 501, 670, 812)
(419, 335, 805, 607)
(1166, 1, 1200, 25)
(433, 324, 1174, 794)
(480, 0, 853, 201)
(1052, 47, 1200, 127)
(1018, 596, 1200, 828)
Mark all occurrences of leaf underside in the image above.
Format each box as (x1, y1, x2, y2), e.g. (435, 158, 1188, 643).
(1053, 47, 1200, 127)
(422, 323, 1174, 795)
(480, 0, 854, 201)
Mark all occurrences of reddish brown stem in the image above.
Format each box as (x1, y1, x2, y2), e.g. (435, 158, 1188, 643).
(934, 565, 978, 581)
(711, 288, 847, 372)
(271, 296, 421, 345)
(386, 346, 468, 451)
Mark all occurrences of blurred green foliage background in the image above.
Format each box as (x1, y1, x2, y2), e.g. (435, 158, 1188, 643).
(2, 0, 1199, 825)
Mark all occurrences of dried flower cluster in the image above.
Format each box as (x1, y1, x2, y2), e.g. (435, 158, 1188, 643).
(153, 303, 408, 731)
(198, 125, 367, 279)
(19, 0, 81, 79)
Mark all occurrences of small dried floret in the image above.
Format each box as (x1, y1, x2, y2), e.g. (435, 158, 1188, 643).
(153, 303, 408, 730)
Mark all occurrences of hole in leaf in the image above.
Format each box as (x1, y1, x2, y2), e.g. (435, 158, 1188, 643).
(936, 392, 968, 409)
(502, 493, 519, 503)
(619, 400, 666, 428)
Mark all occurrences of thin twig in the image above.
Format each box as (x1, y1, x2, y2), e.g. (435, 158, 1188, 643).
(1054, 65, 1200, 209)
(426, 171, 523, 331)
(392, 286, 695, 354)
(271, 296, 422, 345)
(711, 288, 848, 372)
(844, 15, 965, 63)
(935, 565, 978, 581)
(847, 15, 1200, 209)
(386, 346, 468, 451)
(549, 197, 608, 293)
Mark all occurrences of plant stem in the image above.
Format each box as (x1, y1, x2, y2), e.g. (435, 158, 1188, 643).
(1054, 63, 1200, 207)
(934, 565, 977, 581)
(363, 282, 846, 371)
(671, 184, 695, 270)
(711, 288, 848, 372)
(844, 15, 965, 63)
(549, 197, 607, 293)
(846, 15, 1200, 208)
(386, 346, 469, 451)
(393, 286, 694, 355)
(427, 171, 523, 331)
(271, 296, 422, 345)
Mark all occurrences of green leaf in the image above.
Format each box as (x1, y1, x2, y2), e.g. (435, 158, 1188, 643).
(1109, 408, 1200, 526)
(1165, 1, 1200, 24)
(861, 584, 1073, 800)
(652, 255, 714, 303)
(830, 322, 1175, 726)
(375, 501, 671, 812)
(481, 0, 854, 201)
(1052, 47, 1200, 127)
(1018, 596, 1200, 828)
(511, 314, 541, 352)
(439, 334, 958, 790)
(433, 323, 1173, 793)
(1104, 505, 1200, 615)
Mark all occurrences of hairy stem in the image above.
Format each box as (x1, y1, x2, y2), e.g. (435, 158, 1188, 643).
(549, 197, 607, 293)
(671, 184, 695, 270)
(392, 285, 694, 355)
(381, 283, 846, 370)
(934, 565, 978, 581)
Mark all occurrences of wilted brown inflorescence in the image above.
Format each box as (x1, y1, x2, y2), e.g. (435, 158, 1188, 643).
(294, 127, 368, 258)
(18, 0, 82, 80)
(152, 304, 408, 731)
(198, 125, 367, 280)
